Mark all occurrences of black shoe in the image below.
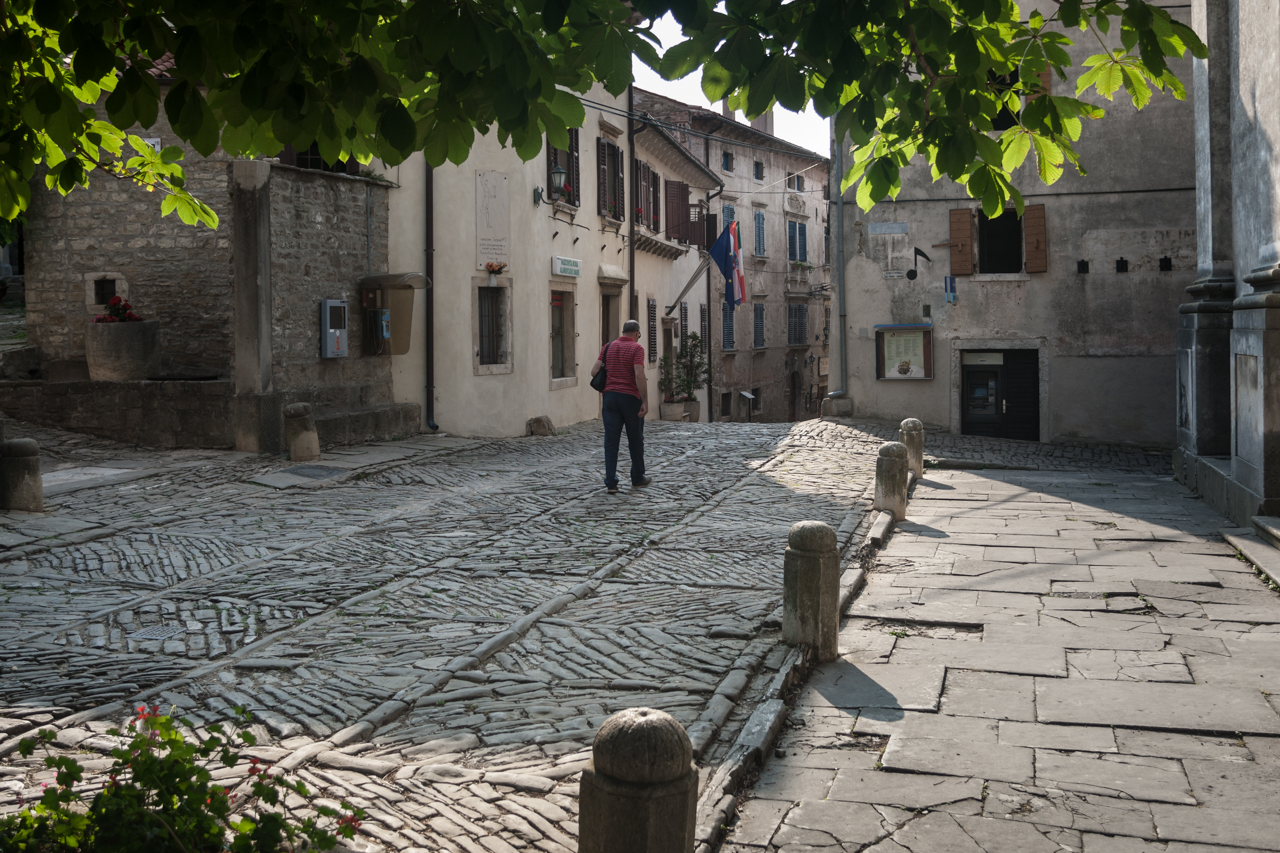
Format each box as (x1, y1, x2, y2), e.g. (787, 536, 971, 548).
(632, 476, 652, 487)
(607, 485, 619, 494)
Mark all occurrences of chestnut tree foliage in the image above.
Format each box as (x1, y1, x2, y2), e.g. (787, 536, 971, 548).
(0, 0, 1203, 230)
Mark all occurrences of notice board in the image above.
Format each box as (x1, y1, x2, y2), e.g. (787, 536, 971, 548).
(876, 326, 933, 380)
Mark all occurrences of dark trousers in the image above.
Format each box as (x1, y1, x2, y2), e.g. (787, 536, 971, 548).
(602, 391, 646, 487)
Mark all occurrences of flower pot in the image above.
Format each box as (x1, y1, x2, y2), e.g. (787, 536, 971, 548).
(85, 319, 160, 381)
(488, 272, 497, 286)
(659, 401, 701, 422)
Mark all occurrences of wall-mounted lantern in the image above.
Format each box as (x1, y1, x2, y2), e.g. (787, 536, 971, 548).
(534, 165, 568, 206)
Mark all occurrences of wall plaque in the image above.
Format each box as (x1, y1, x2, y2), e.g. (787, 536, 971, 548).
(876, 325, 933, 380)
(476, 170, 510, 270)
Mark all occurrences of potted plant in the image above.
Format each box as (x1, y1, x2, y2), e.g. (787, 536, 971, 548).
(485, 261, 507, 286)
(84, 295, 160, 381)
(657, 332, 708, 421)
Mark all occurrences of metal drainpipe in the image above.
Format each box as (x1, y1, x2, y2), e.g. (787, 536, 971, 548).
(828, 116, 848, 401)
(627, 86, 637, 323)
(423, 161, 438, 431)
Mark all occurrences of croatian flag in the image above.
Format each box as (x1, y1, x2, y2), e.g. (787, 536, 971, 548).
(709, 220, 747, 308)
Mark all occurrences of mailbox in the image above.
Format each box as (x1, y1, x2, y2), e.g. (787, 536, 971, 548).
(358, 272, 429, 356)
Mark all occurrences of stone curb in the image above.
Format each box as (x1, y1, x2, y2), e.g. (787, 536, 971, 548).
(1224, 530, 1280, 588)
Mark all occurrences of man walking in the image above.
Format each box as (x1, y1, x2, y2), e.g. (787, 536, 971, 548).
(591, 319, 651, 494)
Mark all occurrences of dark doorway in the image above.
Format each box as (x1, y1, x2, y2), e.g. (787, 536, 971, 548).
(789, 372, 802, 421)
(960, 349, 1039, 441)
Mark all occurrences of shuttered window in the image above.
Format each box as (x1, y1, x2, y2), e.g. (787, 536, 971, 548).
(754, 210, 766, 256)
(597, 138, 624, 219)
(1023, 204, 1047, 273)
(548, 130, 580, 207)
(700, 303, 709, 352)
(787, 220, 797, 260)
(722, 303, 735, 351)
(647, 298, 657, 363)
(722, 150, 734, 172)
(478, 288, 505, 364)
(949, 209, 974, 275)
(635, 161, 650, 225)
(787, 304, 809, 346)
(753, 303, 765, 349)
(722, 203, 735, 227)
(650, 173, 661, 233)
(798, 223, 808, 262)
(679, 302, 688, 341)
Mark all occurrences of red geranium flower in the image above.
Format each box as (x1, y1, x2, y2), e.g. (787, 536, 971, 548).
(108, 295, 123, 307)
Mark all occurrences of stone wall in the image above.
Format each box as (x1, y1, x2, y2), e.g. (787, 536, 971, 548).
(23, 105, 235, 379)
(266, 166, 393, 413)
(0, 380, 234, 448)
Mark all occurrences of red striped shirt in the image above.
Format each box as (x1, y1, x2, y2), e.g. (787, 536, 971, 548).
(598, 338, 645, 399)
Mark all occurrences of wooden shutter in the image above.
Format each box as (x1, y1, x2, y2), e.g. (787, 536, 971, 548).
(636, 162, 649, 225)
(680, 302, 688, 340)
(754, 210, 765, 255)
(722, 303, 735, 350)
(666, 181, 689, 243)
(651, 174, 661, 233)
(788, 221, 797, 260)
(569, 130, 580, 207)
(722, 203, 735, 226)
(754, 303, 765, 348)
(800, 304, 809, 342)
(647, 298, 657, 362)
(798, 223, 808, 262)
(949, 209, 974, 275)
(1023, 203, 1048, 273)
(597, 138, 609, 215)
(700, 303, 709, 352)
(614, 141, 625, 219)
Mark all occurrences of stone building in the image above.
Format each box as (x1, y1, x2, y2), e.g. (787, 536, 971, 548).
(634, 89, 832, 423)
(4, 94, 416, 450)
(827, 1, 1196, 447)
(1174, 0, 1280, 526)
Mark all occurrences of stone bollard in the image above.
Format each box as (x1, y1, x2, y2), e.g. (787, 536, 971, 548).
(283, 403, 321, 462)
(579, 707, 697, 853)
(0, 438, 43, 512)
(874, 441, 910, 522)
(899, 418, 924, 478)
(783, 520, 840, 663)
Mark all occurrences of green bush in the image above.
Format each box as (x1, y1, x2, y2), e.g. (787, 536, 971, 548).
(0, 706, 364, 852)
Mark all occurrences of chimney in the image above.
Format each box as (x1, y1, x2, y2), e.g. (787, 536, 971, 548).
(721, 99, 736, 121)
(750, 108, 774, 136)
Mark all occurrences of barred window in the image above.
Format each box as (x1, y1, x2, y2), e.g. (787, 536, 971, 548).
(679, 301, 688, 341)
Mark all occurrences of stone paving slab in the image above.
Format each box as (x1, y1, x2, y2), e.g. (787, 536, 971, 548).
(722, 458, 1280, 853)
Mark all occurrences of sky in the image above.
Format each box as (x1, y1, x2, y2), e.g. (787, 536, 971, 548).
(631, 14, 831, 157)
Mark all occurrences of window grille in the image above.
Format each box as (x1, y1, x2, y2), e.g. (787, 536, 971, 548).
(478, 288, 504, 364)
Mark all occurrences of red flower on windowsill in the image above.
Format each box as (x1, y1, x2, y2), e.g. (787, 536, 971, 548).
(95, 297, 144, 323)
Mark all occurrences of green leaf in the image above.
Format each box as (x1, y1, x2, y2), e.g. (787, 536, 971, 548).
(548, 89, 585, 130)
(701, 59, 735, 103)
(1000, 129, 1031, 171)
(378, 101, 417, 155)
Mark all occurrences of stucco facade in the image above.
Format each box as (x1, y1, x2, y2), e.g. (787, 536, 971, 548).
(635, 90, 832, 424)
(831, 3, 1196, 447)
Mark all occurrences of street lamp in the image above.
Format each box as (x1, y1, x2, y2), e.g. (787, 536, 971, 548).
(534, 165, 568, 206)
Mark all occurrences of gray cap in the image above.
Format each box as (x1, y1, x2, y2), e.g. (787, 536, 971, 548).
(622, 319, 641, 333)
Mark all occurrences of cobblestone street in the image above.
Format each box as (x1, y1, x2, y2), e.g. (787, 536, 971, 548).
(0, 417, 898, 852)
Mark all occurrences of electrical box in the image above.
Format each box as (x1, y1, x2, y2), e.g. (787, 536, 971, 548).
(321, 299, 348, 358)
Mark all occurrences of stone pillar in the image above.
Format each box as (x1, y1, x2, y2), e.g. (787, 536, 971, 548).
(874, 441, 909, 521)
(899, 418, 924, 478)
(232, 160, 277, 454)
(1, 438, 43, 512)
(1176, 0, 1236, 487)
(283, 402, 321, 462)
(1229, 243, 1280, 524)
(579, 707, 697, 853)
(782, 520, 839, 662)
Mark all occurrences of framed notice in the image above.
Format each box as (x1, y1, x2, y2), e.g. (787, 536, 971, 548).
(875, 326, 933, 380)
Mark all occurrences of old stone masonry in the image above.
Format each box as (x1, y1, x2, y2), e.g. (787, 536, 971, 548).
(0, 417, 886, 852)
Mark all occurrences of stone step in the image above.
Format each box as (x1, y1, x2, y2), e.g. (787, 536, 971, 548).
(1223, 526, 1280, 588)
(1251, 515, 1280, 550)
